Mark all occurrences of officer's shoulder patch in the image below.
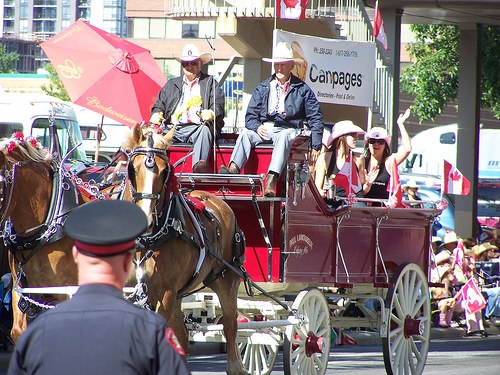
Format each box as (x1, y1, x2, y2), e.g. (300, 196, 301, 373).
(165, 327, 186, 356)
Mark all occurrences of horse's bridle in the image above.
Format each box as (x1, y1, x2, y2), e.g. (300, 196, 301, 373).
(126, 132, 171, 203)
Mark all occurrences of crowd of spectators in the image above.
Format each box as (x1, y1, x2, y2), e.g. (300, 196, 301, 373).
(429, 229, 500, 336)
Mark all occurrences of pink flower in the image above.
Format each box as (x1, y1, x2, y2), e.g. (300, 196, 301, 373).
(7, 141, 16, 154)
(26, 136, 38, 148)
(13, 132, 24, 141)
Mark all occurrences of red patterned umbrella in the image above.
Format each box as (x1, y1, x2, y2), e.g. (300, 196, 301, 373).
(41, 19, 166, 128)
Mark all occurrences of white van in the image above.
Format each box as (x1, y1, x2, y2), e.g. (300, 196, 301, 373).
(0, 93, 87, 161)
(70, 104, 129, 163)
(404, 124, 500, 179)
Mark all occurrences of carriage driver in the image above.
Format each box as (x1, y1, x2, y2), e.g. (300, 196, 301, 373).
(8, 200, 191, 375)
(149, 43, 225, 173)
(220, 42, 324, 197)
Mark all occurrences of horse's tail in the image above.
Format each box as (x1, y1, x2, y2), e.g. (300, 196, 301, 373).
(232, 222, 246, 267)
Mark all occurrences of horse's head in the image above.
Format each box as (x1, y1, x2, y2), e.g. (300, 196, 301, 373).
(122, 124, 176, 230)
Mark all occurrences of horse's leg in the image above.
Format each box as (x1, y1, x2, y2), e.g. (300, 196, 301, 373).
(157, 291, 190, 356)
(10, 292, 27, 342)
(168, 299, 190, 356)
(210, 273, 248, 375)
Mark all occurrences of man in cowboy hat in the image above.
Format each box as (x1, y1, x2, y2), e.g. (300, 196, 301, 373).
(402, 178, 422, 208)
(150, 43, 224, 173)
(9, 200, 191, 374)
(220, 41, 324, 197)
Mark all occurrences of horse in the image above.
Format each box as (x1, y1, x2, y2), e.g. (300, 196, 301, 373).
(121, 124, 248, 375)
(0, 134, 123, 342)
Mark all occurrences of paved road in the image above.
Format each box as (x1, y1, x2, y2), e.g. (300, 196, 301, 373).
(0, 333, 498, 374)
(188, 334, 500, 374)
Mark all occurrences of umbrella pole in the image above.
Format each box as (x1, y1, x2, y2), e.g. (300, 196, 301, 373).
(95, 115, 104, 162)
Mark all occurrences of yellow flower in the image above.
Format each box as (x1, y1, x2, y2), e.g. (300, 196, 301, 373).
(187, 95, 202, 108)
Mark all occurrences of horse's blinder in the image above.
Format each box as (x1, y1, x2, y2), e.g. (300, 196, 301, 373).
(127, 144, 171, 202)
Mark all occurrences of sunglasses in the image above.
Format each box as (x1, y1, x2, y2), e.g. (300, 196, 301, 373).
(181, 61, 199, 67)
(368, 139, 386, 145)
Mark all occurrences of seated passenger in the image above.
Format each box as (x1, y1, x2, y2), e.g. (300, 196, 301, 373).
(363, 108, 411, 203)
(314, 120, 366, 209)
(149, 43, 225, 173)
(402, 179, 423, 208)
(219, 42, 323, 197)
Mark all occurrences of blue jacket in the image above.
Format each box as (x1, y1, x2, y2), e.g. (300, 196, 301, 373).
(245, 74, 324, 150)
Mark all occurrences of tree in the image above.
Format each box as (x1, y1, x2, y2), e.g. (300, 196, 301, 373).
(41, 63, 70, 101)
(0, 44, 19, 73)
(400, 24, 500, 122)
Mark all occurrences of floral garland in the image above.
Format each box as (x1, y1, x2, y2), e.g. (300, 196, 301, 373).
(173, 95, 203, 122)
(141, 123, 164, 134)
(6, 132, 40, 154)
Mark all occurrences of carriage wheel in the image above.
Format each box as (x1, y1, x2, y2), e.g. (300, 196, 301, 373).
(238, 336, 279, 375)
(283, 288, 331, 375)
(382, 263, 431, 375)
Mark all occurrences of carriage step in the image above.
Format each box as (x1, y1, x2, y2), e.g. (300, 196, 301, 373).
(333, 283, 353, 288)
(373, 282, 394, 288)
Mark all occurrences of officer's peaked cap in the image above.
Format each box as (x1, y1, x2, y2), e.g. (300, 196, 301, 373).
(65, 200, 147, 257)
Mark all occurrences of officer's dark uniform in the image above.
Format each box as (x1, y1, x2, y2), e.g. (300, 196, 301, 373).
(8, 200, 191, 375)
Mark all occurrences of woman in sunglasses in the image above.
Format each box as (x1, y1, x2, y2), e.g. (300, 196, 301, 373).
(314, 120, 366, 209)
(363, 108, 411, 203)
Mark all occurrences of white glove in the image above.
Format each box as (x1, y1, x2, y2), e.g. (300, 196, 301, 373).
(149, 112, 164, 125)
(200, 109, 215, 122)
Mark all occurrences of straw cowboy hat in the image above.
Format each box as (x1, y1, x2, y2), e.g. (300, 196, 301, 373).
(403, 179, 419, 192)
(322, 120, 365, 148)
(437, 265, 454, 281)
(442, 231, 458, 246)
(476, 242, 499, 257)
(365, 127, 391, 144)
(434, 250, 452, 265)
(174, 43, 212, 64)
(262, 42, 304, 64)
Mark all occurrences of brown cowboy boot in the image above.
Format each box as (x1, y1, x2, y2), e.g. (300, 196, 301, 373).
(220, 162, 240, 174)
(264, 173, 279, 197)
(193, 160, 208, 173)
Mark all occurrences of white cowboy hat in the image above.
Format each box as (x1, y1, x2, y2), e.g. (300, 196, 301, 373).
(262, 42, 304, 64)
(175, 43, 212, 64)
(403, 179, 419, 191)
(442, 231, 458, 246)
(365, 127, 391, 144)
(323, 120, 365, 148)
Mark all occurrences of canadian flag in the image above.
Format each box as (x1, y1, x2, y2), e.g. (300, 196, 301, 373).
(443, 160, 471, 195)
(373, 0, 389, 50)
(276, 0, 308, 20)
(386, 156, 406, 208)
(332, 152, 362, 195)
(456, 277, 486, 315)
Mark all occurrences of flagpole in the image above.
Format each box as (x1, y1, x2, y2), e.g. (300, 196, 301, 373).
(348, 150, 353, 195)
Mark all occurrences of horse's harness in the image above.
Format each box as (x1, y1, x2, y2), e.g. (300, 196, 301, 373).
(124, 132, 225, 302)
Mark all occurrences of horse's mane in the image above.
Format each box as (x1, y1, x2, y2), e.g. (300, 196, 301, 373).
(121, 126, 171, 151)
(0, 135, 52, 162)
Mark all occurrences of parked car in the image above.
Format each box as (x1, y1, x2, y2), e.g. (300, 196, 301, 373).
(401, 174, 499, 240)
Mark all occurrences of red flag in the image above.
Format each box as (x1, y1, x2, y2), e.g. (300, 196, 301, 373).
(373, 0, 389, 50)
(276, 0, 308, 20)
(456, 278, 486, 315)
(332, 153, 362, 195)
(386, 156, 406, 208)
(443, 160, 471, 195)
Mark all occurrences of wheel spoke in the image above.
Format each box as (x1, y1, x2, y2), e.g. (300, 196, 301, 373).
(313, 310, 328, 333)
(393, 294, 406, 318)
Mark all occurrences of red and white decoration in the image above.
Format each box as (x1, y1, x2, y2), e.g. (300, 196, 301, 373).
(333, 152, 362, 195)
(456, 278, 487, 315)
(443, 160, 471, 196)
(276, 0, 308, 20)
(373, 0, 389, 50)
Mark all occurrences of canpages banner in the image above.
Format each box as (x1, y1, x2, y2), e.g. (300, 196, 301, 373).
(274, 29, 376, 108)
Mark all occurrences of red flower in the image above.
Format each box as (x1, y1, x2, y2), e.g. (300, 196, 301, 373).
(7, 141, 16, 154)
(13, 132, 24, 141)
(26, 136, 38, 148)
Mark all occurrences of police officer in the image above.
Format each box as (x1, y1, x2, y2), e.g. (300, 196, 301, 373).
(8, 200, 191, 375)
